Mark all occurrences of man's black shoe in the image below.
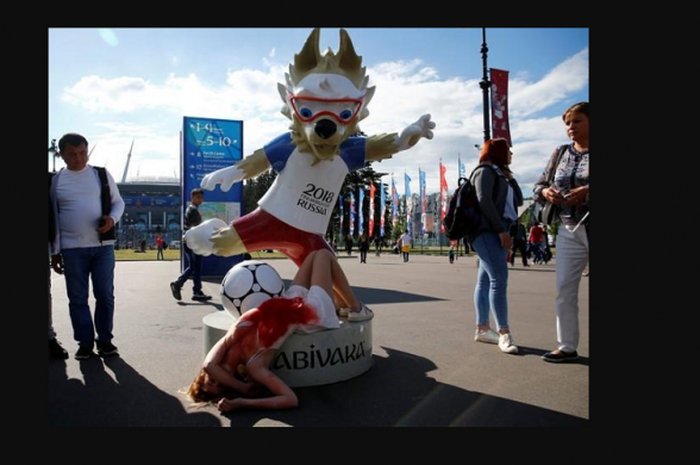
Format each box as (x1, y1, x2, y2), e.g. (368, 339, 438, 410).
(192, 293, 212, 302)
(170, 282, 182, 301)
(97, 341, 119, 357)
(49, 338, 69, 359)
(542, 350, 579, 363)
(75, 344, 94, 360)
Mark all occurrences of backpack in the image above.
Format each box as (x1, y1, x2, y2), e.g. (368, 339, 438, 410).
(444, 165, 499, 241)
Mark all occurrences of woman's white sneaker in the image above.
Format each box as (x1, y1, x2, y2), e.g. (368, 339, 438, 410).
(498, 333, 519, 354)
(348, 304, 374, 322)
(474, 328, 500, 344)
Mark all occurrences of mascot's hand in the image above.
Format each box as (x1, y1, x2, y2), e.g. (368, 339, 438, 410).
(396, 114, 435, 151)
(183, 218, 227, 256)
(200, 165, 245, 192)
(210, 225, 241, 257)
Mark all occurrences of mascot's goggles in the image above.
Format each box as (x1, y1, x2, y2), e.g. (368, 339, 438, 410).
(288, 93, 364, 124)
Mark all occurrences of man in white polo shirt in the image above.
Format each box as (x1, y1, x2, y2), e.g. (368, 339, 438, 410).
(50, 133, 124, 360)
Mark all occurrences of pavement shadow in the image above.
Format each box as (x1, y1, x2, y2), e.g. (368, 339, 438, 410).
(221, 347, 588, 426)
(49, 356, 220, 427)
(176, 300, 225, 311)
(353, 287, 446, 305)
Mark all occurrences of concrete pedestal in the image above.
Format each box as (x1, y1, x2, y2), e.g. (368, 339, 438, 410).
(202, 311, 372, 388)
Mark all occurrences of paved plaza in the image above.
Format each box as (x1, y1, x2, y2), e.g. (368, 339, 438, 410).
(49, 252, 589, 426)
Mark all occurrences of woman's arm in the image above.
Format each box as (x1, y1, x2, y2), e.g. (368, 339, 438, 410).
(534, 146, 566, 203)
(217, 353, 298, 412)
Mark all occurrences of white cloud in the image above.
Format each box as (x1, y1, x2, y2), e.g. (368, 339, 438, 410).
(60, 47, 587, 193)
(509, 48, 589, 118)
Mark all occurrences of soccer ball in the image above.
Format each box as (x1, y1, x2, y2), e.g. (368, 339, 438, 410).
(220, 260, 284, 317)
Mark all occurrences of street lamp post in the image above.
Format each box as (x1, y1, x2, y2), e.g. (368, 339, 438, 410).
(479, 28, 491, 143)
(48, 139, 58, 173)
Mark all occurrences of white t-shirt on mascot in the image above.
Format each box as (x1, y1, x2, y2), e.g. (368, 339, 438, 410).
(258, 133, 366, 235)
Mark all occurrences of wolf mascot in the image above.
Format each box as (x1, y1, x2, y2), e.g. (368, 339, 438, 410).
(186, 28, 435, 266)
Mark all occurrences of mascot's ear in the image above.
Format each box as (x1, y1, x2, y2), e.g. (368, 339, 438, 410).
(363, 86, 376, 106)
(277, 82, 288, 103)
(337, 29, 362, 74)
(294, 28, 322, 76)
(358, 86, 376, 121)
(278, 82, 292, 119)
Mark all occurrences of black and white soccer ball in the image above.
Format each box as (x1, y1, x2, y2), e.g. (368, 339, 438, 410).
(220, 260, 284, 317)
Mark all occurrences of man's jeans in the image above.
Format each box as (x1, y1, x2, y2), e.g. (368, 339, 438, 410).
(62, 245, 115, 345)
(175, 242, 202, 294)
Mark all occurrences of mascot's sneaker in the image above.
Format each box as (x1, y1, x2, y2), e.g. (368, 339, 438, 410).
(348, 304, 373, 322)
(474, 328, 499, 344)
(338, 307, 350, 318)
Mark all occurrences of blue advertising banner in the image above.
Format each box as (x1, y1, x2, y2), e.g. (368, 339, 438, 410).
(182, 117, 244, 277)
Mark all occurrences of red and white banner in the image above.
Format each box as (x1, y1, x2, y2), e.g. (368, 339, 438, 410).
(490, 68, 512, 147)
(369, 183, 376, 238)
(440, 161, 448, 233)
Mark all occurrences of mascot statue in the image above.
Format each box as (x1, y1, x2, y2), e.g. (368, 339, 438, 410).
(186, 28, 435, 266)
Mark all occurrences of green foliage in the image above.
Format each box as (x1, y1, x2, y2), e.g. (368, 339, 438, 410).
(243, 169, 277, 214)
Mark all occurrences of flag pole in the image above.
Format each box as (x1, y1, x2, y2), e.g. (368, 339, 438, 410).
(439, 158, 443, 257)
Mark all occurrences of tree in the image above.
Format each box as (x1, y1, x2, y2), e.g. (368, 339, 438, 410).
(243, 169, 277, 215)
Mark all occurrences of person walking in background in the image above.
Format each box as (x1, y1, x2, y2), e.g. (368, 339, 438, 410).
(358, 234, 370, 264)
(50, 133, 124, 360)
(533, 102, 589, 363)
(345, 234, 353, 257)
(466, 138, 523, 355)
(541, 227, 552, 264)
(171, 188, 212, 302)
(528, 223, 544, 264)
(509, 217, 529, 267)
(374, 236, 384, 257)
(156, 233, 165, 260)
(399, 230, 411, 262)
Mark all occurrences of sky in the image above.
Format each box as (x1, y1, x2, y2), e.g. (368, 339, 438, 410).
(48, 28, 589, 196)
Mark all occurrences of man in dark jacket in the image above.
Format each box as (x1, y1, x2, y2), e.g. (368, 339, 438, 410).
(509, 217, 529, 267)
(170, 188, 211, 301)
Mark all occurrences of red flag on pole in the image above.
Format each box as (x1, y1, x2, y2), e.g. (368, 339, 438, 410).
(440, 161, 448, 233)
(490, 68, 512, 146)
